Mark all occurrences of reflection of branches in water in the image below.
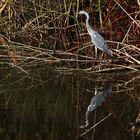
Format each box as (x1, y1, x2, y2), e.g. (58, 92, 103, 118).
(81, 113, 112, 136)
(116, 74, 140, 87)
(80, 84, 112, 128)
(112, 72, 140, 98)
(130, 107, 140, 136)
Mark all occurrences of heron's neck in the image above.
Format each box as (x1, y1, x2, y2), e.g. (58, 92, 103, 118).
(85, 16, 93, 34)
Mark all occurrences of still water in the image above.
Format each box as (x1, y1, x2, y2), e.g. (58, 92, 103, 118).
(0, 67, 140, 140)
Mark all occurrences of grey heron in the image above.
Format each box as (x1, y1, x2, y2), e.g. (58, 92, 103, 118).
(78, 10, 113, 57)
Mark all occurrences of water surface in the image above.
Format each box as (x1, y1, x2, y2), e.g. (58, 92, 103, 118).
(0, 67, 140, 140)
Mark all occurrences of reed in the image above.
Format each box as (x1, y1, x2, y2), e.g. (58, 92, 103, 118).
(0, 0, 140, 73)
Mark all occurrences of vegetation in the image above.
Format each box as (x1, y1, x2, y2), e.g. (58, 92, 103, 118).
(0, 0, 140, 73)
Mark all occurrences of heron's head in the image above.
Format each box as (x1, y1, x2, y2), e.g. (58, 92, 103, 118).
(78, 10, 89, 20)
(78, 10, 88, 15)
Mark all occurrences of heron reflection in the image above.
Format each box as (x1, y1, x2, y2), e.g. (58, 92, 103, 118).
(80, 84, 112, 128)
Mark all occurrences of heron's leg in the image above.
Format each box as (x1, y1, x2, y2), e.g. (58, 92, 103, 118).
(100, 52, 104, 60)
(94, 47, 97, 60)
(91, 47, 97, 67)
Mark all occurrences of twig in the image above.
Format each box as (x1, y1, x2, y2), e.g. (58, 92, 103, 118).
(81, 113, 112, 136)
(124, 52, 140, 64)
(114, 0, 140, 28)
(86, 64, 138, 72)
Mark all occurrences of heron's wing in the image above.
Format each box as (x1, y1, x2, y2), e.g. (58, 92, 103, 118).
(91, 31, 112, 56)
(91, 31, 106, 50)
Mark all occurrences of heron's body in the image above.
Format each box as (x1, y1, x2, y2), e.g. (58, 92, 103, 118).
(79, 10, 113, 57)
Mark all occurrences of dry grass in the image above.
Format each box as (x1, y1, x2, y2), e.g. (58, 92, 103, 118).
(0, 0, 140, 74)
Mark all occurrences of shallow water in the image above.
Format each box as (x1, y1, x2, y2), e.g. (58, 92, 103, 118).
(0, 67, 140, 140)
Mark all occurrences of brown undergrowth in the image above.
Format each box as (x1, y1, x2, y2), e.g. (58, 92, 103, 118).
(0, 0, 140, 73)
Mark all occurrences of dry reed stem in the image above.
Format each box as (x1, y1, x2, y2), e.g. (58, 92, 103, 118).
(0, 1, 140, 73)
(114, 0, 140, 28)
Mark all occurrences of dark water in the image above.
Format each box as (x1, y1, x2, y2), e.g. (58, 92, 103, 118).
(0, 67, 140, 140)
